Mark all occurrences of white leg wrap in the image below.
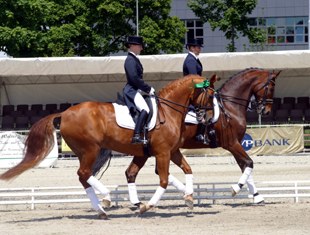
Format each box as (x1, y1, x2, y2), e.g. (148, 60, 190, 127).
(231, 184, 241, 195)
(87, 175, 110, 196)
(85, 187, 106, 213)
(148, 186, 166, 206)
(246, 174, 264, 203)
(185, 174, 194, 195)
(246, 173, 257, 195)
(253, 194, 264, 204)
(238, 167, 252, 185)
(128, 183, 140, 205)
(168, 174, 186, 193)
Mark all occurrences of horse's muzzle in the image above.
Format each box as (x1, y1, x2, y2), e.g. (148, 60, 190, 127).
(261, 105, 272, 116)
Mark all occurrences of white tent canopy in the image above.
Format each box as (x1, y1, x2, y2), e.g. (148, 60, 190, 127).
(0, 50, 309, 106)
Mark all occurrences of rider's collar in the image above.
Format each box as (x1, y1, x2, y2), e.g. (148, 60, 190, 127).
(129, 51, 138, 57)
(189, 51, 199, 59)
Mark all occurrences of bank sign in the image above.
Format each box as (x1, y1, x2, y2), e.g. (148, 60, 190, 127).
(241, 126, 304, 155)
(241, 133, 291, 151)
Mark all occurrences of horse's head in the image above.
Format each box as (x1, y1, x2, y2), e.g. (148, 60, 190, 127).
(253, 70, 281, 116)
(190, 74, 218, 113)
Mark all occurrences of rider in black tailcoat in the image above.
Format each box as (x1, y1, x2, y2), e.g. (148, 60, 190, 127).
(123, 36, 155, 144)
(183, 38, 203, 76)
(183, 38, 207, 143)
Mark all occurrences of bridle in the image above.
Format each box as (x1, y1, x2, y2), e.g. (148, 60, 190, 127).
(252, 72, 276, 115)
(217, 72, 276, 115)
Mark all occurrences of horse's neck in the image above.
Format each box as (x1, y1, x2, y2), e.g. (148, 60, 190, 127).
(222, 76, 256, 103)
(160, 80, 194, 116)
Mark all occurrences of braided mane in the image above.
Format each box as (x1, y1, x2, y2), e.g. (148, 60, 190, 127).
(158, 75, 201, 97)
(218, 67, 264, 91)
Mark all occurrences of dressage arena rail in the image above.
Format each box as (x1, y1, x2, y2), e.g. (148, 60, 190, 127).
(1, 181, 310, 210)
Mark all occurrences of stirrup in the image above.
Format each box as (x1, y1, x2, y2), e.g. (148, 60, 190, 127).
(131, 134, 148, 144)
(131, 134, 143, 144)
(195, 134, 204, 142)
(195, 134, 209, 144)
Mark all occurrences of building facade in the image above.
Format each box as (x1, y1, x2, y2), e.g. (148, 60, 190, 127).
(171, 0, 309, 52)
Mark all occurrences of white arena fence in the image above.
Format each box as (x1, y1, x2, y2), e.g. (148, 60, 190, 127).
(0, 181, 310, 210)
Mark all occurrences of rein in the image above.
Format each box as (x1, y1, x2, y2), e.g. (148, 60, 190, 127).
(153, 86, 210, 121)
(217, 74, 275, 113)
(154, 95, 192, 111)
(217, 94, 250, 109)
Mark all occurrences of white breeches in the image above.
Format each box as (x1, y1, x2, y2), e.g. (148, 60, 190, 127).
(134, 91, 150, 113)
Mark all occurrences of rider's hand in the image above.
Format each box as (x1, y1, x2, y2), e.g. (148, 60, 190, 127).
(149, 87, 155, 95)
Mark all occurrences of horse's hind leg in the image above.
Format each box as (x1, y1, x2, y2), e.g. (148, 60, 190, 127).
(170, 150, 194, 209)
(77, 149, 111, 219)
(227, 143, 264, 204)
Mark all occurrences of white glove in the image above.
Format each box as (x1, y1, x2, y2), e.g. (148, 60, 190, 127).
(149, 87, 155, 95)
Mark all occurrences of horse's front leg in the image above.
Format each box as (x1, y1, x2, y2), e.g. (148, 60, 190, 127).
(227, 143, 264, 204)
(140, 152, 170, 214)
(125, 156, 148, 208)
(170, 150, 194, 209)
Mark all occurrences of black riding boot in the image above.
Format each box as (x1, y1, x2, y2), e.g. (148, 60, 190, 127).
(131, 110, 148, 144)
(195, 123, 208, 143)
(207, 124, 217, 148)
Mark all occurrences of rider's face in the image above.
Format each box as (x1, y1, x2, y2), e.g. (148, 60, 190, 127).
(191, 46, 201, 56)
(129, 44, 143, 55)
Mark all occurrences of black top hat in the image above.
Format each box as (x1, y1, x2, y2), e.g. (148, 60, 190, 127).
(125, 36, 144, 48)
(186, 38, 203, 49)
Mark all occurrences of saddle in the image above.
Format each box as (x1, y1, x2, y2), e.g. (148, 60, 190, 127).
(113, 92, 157, 131)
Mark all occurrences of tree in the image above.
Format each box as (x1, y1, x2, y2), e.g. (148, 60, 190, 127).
(188, 0, 266, 52)
(0, 0, 186, 57)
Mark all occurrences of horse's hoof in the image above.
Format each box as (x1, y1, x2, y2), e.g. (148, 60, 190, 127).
(139, 204, 153, 214)
(129, 202, 144, 211)
(186, 211, 194, 217)
(231, 184, 241, 197)
(137, 202, 146, 210)
(102, 198, 111, 208)
(98, 212, 108, 220)
(184, 194, 194, 210)
(253, 194, 265, 204)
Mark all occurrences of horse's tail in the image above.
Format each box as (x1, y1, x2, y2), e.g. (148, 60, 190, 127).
(0, 113, 61, 181)
(92, 149, 113, 176)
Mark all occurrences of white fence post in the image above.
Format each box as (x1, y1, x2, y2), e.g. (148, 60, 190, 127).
(294, 182, 299, 203)
(31, 188, 35, 210)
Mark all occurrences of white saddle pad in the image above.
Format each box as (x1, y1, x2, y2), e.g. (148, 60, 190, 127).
(112, 97, 157, 130)
(185, 111, 198, 124)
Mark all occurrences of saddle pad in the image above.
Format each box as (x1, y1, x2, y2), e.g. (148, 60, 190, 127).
(112, 97, 157, 130)
(185, 111, 198, 124)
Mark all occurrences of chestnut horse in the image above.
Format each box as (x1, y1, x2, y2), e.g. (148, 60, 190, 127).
(111, 68, 280, 208)
(0, 75, 209, 219)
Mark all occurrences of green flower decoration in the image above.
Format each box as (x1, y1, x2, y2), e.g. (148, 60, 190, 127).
(195, 80, 210, 88)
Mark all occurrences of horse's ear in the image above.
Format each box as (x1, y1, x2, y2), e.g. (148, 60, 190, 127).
(273, 70, 282, 79)
(209, 74, 219, 89)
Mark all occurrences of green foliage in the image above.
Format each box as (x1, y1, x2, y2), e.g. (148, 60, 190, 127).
(188, 0, 265, 52)
(0, 0, 186, 57)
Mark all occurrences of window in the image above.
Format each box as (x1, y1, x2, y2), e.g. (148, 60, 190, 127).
(250, 16, 309, 45)
(184, 20, 204, 45)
